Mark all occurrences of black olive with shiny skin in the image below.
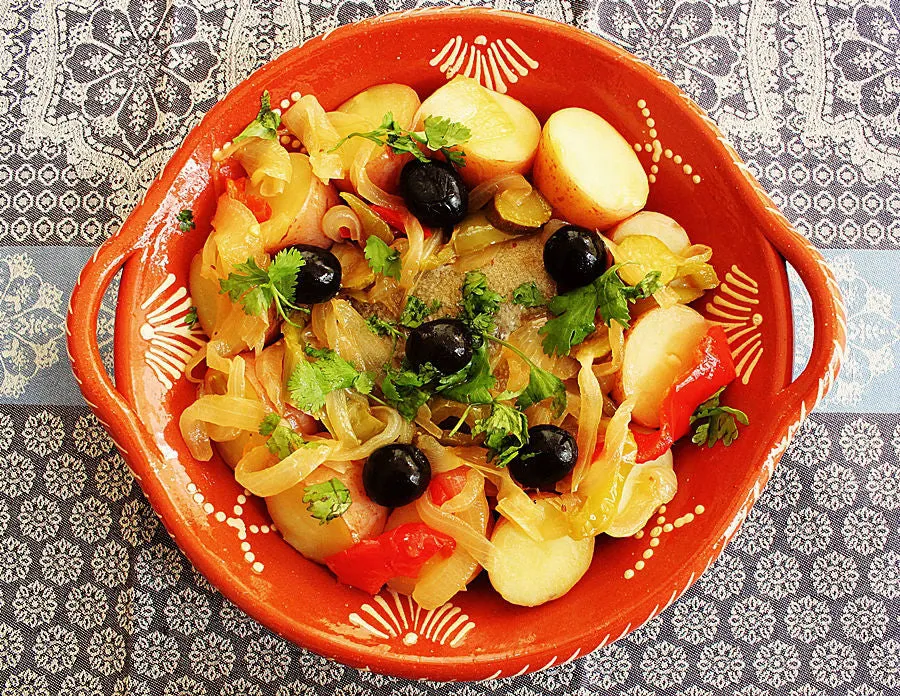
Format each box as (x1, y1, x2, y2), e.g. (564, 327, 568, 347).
(363, 444, 432, 507)
(405, 318, 473, 375)
(288, 245, 342, 305)
(509, 425, 578, 490)
(543, 225, 608, 293)
(399, 160, 468, 229)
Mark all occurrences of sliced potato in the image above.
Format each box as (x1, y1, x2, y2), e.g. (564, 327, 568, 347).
(533, 108, 648, 230)
(417, 76, 541, 186)
(485, 186, 553, 234)
(266, 465, 388, 564)
(488, 510, 594, 607)
(605, 450, 677, 537)
(338, 83, 421, 130)
(610, 211, 691, 255)
(621, 305, 709, 428)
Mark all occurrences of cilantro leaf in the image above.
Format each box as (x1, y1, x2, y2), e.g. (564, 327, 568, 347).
(234, 90, 281, 142)
(287, 347, 371, 413)
(436, 344, 495, 404)
(184, 306, 199, 329)
(540, 283, 601, 357)
(423, 115, 471, 165)
(690, 387, 750, 448)
(219, 249, 308, 324)
(595, 265, 661, 328)
(539, 266, 662, 356)
(473, 402, 529, 467)
(399, 296, 441, 328)
(331, 112, 471, 166)
(258, 414, 307, 458)
(303, 478, 352, 524)
(258, 413, 280, 436)
(365, 236, 401, 280)
(511, 282, 547, 308)
(381, 365, 438, 420)
(177, 209, 195, 232)
(461, 271, 503, 335)
(516, 364, 566, 417)
(366, 315, 403, 338)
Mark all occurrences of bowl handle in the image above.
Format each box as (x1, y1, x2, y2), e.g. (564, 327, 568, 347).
(763, 213, 846, 420)
(67, 230, 159, 472)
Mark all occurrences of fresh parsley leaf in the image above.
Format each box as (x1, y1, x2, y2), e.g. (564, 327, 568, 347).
(473, 402, 529, 467)
(366, 315, 403, 338)
(539, 265, 662, 356)
(365, 236, 401, 280)
(595, 264, 661, 328)
(690, 387, 750, 448)
(436, 344, 496, 405)
(399, 296, 441, 328)
(234, 90, 281, 142)
(258, 413, 281, 436)
(219, 249, 308, 324)
(184, 306, 199, 329)
(511, 282, 547, 308)
(303, 478, 352, 524)
(177, 209, 195, 232)
(287, 347, 372, 413)
(461, 271, 503, 335)
(330, 112, 471, 166)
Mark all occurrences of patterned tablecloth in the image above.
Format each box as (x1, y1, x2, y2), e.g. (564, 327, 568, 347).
(1, 0, 898, 694)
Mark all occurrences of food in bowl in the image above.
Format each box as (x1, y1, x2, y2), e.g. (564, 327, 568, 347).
(179, 76, 748, 609)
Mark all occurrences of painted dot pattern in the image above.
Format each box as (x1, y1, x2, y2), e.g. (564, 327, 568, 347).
(626, 504, 706, 578)
(633, 100, 702, 186)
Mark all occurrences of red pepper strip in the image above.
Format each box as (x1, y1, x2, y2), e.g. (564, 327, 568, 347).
(370, 204, 408, 231)
(211, 158, 246, 197)
(429, 467, 469, 506)
(632, 325, 737, 463)
(226, 178, 272, 223)
(324, 522, 456, 594)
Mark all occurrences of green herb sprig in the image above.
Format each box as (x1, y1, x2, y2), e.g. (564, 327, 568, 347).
(690, 387, 750, 447)
(219, 249, 309, 325)
(330, 113, 471, 166)
(303, 478, 352, 524)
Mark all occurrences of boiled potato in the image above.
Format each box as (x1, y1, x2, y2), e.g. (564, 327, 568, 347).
(417, 76, 541, 187)
(621, 305, 709, 428)
(338, 83, 421, 130)
(488, 511, 594, 607)
(610, 211, 691, 255)
(267, 465, 387, 564)
(605, 450, 677, 537)
(533, 108, 648, 230)
(256, 153, 338, 251)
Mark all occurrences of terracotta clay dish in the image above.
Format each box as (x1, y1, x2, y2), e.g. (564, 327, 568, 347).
(67, 8, 845, 681)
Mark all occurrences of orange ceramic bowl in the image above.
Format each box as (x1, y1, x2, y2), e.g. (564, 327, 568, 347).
(68, 8, 845, 681)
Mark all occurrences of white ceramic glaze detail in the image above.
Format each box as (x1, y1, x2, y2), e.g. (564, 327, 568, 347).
(430, 35, 538, 93)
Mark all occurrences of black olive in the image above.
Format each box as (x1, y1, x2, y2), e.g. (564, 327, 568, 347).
(509, 425, 578, 490)
(288, 244, 342, 304)
(399, 160, 468, 229)
(405, 318, 473, 375)
(363, 444, 432, 507)
(543, 225, 608, 293)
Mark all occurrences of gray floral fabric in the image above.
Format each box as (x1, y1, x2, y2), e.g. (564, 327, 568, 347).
(0, 0, 898, 694)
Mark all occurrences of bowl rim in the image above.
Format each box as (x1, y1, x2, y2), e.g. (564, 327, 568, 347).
(67, 6, 846, 680)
